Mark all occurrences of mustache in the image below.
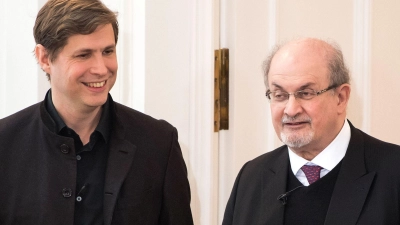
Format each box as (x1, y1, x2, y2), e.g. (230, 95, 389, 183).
(281, 115, 312, 123)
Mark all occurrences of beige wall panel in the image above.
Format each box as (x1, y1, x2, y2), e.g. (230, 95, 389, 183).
(370, 2, 400, 144)
(230, 0, 270, 175)
(218, 0, 271, 223)
(277, 1, 353, 47)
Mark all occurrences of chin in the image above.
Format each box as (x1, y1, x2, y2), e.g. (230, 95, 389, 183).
(85, 97, 108, 108)
(281, 131, 314, 149)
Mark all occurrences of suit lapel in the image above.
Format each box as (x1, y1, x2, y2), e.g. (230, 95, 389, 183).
(103, 105, 137, 225)
(260, 148, 289, 225)
(324, 122, 375, 225)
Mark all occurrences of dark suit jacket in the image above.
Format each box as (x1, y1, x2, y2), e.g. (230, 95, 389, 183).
(223, 121, 400, 225)
(0, 96, 193, 225)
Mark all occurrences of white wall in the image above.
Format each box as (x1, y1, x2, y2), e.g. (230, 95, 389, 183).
(0, 0, 47, 117)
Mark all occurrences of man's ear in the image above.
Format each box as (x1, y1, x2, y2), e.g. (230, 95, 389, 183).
(35, 44, 51, 74)
(336, 83, 351, 114)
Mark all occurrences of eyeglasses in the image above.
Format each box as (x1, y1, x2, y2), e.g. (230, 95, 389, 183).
(266, 85, 338, 103)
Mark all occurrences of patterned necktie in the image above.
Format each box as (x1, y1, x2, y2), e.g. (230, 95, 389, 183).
(301, 165, 323, 185)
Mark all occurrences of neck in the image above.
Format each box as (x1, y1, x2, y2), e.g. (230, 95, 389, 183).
(291, 118, 346, 161)
(293, 149, 320, 161)
(53, 101, 103, 145)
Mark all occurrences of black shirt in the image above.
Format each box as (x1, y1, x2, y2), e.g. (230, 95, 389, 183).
(45, 90, 111, 225)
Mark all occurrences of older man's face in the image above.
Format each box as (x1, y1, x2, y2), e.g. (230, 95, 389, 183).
(268, 40, 341, 153)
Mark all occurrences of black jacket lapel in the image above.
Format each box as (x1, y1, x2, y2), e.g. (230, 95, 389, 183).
(103, 103, 137, 225)
(260, 147, 289, 224)
(324, 122, 375, 225)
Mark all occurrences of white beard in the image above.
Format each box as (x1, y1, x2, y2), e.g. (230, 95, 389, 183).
(280, 115, 314, 148)
(280, 129, 314, 148)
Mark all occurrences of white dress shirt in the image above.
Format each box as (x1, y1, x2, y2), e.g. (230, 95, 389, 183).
(288, 120, 351, 186)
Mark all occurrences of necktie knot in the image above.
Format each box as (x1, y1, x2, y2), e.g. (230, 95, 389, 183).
(301, 165, 323, 185)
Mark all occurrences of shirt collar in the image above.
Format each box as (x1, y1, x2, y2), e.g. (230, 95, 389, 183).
(44, 89, 111, 143)
(96, 97, 111, 143)
(45, 90, 66, 133)
(289, 119, 351, 174)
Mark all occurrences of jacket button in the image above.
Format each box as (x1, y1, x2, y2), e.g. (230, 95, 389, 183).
(62, 188, 73, 198)
(60, 144, 70, 154)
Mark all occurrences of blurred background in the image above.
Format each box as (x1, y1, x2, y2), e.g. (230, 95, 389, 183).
(1, 0, 399, 224)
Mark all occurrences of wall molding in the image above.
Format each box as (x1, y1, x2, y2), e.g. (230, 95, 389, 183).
(0, 1, 7, 118)
(353, 0, 371, 133)
(189, 0, 218, 224)
(115, 0, 134, 108)
(266, 0, 278, 150)
(130, 0, 145, 112)
(103, 0, 145, 112)
(268, 0, 277, 48)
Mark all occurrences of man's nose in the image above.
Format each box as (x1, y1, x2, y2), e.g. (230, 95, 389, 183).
(283, 95, 303, 117)
(90, 55, 108, 75)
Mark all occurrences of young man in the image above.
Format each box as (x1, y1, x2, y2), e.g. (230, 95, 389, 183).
(222, 38, 400, 224)
(0, 0, 193, 224)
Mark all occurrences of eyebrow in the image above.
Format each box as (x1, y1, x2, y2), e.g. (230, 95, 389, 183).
(73, 44, 116, 54)
(103, 44, 116, 50)
(270, 82, 316, 91)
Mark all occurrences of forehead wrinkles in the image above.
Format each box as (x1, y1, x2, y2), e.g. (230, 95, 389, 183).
(270, 73, 320, 90)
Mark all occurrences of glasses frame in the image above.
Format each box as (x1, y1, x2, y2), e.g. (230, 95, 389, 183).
(265, 84, 338, 102)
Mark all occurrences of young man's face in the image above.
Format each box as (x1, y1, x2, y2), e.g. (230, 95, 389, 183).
(46, 23, 117, 111)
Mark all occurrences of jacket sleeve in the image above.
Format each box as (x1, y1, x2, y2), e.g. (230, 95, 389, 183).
(159, 127, 194, 225)
(222, 162, 249, 225)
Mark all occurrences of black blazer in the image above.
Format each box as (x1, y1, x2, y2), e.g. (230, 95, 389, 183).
(0, 96, 193, 225)
(223, 121, 400, 225)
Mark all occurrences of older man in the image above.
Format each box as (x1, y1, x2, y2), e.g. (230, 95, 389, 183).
(222, 38, 400, 225)
(0, 0, 193, 224)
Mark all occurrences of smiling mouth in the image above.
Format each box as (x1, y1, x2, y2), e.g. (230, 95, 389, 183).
(83, 81, 106, 88)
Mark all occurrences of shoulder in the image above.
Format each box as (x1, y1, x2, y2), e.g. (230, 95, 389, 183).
(0, 103, 42, 146)
(0, 103, 41, 131)
(351, 126, 400, 170)
(364, 134, 400, 168)
(245, 146, 287, 168)
(226, 146, 288, 206)
(352, 125, 400, 153)
(112, 102, 175, 132)
(349, 121, 400, 151)
(235, 145, 288, 179)
(363, 132, 400, 151)
(111, 102, 178, 149)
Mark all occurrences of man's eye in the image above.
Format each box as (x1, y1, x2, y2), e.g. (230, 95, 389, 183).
(76, 54, 89, 58)
(273, 92, 287, 100)
(300, 91, 311, 96)
(103, 50, 114, 55)
(297, 90, 315, 98)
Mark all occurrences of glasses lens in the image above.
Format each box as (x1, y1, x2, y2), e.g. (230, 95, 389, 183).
(296, 89, 316, 100)
(271, 92, 288, 102)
